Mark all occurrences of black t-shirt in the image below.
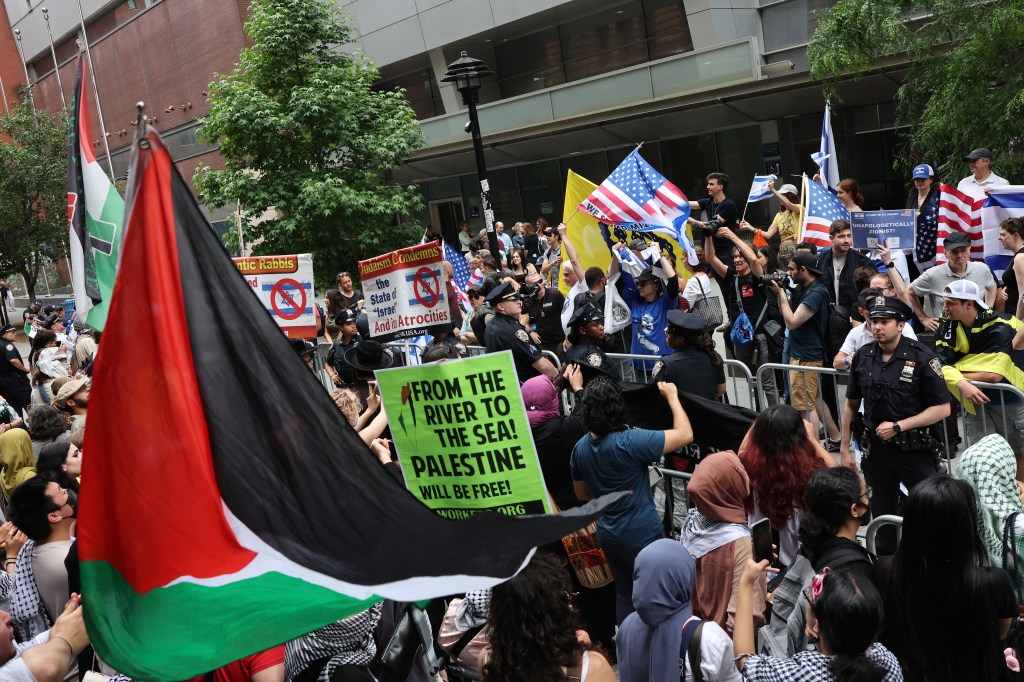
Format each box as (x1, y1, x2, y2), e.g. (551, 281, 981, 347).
(699, 196, 740, 259)
(1004, 247, 1024, 312)
(723, 266, 769, 324)
(526, 288, 566, 345)
(531, 415, 586, 510)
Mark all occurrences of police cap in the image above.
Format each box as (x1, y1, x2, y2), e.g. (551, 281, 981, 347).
(868, 295, 912, 321)
(567, 303, 603, 330)
(484, 281, 519, 304)
(665, 310, 705, 334)
(335, 308, 358, 325)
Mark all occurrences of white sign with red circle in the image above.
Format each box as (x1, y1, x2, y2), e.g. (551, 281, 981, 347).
(231, 253, 317, 338)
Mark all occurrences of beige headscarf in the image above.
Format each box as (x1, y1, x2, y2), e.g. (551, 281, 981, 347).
(0, 429, 36, 498)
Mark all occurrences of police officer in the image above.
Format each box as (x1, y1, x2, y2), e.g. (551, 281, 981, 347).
(484, 281, 558, 381)
(0, 324, 31, 417)
(651, 311, 725, 401)
(565, 302, 614, 380)
(326, 308, 360, 386)
(840, 295, 950, 554)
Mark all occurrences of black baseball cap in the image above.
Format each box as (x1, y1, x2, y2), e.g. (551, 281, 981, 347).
(790, 251, 823, 275)
(636, 268, 660, 284)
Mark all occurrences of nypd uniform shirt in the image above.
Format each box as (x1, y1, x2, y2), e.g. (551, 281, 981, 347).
(846, 334, 948, 431)
(0, 341, 26, 379)
(565, 341, 612, 374)
(485, 313, 543, 380)
(651, 345, 725, 401)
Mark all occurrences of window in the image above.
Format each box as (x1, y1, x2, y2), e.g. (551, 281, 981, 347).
(376, 65, 442, 120)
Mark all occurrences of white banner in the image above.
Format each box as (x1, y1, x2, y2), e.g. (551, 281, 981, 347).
(358, 242, 451, 341)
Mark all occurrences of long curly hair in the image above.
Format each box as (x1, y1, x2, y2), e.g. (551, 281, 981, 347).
(738, 404, 825, 528)
(482, 553, 588, 682)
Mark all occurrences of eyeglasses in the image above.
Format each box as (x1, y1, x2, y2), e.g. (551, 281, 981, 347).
(861, 486, 873, 501)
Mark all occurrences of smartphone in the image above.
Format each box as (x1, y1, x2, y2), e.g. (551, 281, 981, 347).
(752, 518, 773, 563)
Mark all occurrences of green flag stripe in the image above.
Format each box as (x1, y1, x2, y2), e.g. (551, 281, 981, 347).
(82, 173, 125, 331)
(81, 560, 380, 680)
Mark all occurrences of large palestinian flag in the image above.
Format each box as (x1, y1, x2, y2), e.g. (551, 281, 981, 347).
(67, 52, 124, 331)
(77, 126, 618, 680)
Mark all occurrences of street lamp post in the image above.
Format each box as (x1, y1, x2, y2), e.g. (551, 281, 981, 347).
(441, 52, 500, 266)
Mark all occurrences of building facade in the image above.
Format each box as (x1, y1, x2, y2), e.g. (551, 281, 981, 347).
(351, 0, 915, 242)
(4, 0, 918, 244)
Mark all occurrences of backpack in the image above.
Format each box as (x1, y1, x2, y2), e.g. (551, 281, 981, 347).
(680, 618, 705, 682)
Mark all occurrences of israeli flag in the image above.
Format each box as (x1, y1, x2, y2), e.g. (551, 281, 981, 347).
(813, 104, 840, 192)
(747, 174, 777, 202)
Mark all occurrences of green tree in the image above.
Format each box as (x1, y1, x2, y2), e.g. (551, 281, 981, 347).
(194, 0, 425, 285)
(808, 0, 1024, 182)
(0, 100, 69, 302)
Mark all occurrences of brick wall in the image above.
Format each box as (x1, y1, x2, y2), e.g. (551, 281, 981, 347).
(0, 2, 25, 112)
(32, 0, 250, 161)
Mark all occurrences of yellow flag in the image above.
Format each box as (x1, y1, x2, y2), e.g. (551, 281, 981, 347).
(559, 169, 693, 294)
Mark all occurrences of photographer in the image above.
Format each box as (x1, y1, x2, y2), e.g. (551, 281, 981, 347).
(522, 272, 567, 362)
(688, 172, 739, 266)
(705, 227, 784, 404)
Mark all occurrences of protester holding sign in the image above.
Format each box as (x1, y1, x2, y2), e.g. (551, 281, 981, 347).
(571, 377, 694, 624)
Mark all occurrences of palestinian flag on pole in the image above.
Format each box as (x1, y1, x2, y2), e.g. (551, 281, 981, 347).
(67, 51, 124, 331)
(77, 124, 618, 680)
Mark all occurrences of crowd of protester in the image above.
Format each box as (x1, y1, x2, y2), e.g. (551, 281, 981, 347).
(0, 150, 1022, 681)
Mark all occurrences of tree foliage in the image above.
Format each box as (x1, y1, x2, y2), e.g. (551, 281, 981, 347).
(808, 0, 1024, 181)
(194, 0, 425, 283)
(0, 101, 69, 301)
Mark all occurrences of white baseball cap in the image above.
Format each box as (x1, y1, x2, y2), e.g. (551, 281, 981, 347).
(943, 279, 988, 309)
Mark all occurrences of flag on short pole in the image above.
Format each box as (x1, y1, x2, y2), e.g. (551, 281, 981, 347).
(442, 242, 473, 314)
(935, 184, 985, 265)
(800, 174, 849, 249)
(578, 149, 696, 264)
(811, 104, 840, 192)
(78, 124, 619, 680)
(66, 51, 125, 331)
(746, 174, 777, 203)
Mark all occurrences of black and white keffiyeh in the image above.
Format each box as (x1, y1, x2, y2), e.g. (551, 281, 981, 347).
(9, 540, 52, 642)
(285, 602, 382, 682)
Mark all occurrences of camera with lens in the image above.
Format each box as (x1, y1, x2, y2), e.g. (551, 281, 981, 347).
(701, 216, 723, 238)
(519, 282, 539, 299)
(758, 272, 791, 286)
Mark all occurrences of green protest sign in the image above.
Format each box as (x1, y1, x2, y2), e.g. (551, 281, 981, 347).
(375, 351, 553, 519)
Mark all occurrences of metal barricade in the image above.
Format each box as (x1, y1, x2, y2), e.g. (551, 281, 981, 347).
(722, 359, 757, 411)
(605, 352, 660, 383)
(864, 514, 903, 556)
(754, 362, 847, 443)
(953, 380, 1024, 456)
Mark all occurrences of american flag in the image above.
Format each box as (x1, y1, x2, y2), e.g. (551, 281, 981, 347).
(442, 242, 473, 314)
(935, 184, 985, 265)
(579, 150, 692, 258)
(801, 175, 849, 248)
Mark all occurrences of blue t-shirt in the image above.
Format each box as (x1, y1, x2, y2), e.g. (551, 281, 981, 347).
(621, 283, 675, 363)
(570, 428, 665, 550)
(788, 283, 829, 362)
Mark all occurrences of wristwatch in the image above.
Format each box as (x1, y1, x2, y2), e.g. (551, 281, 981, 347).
(885, 261, 895, 269)
(892, 422, 902, 435)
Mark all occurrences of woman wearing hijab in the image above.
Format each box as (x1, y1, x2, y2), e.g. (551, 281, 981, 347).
(30, 346, 68, 408)
(681, 450, 766, 635)
(0, 428, 35, 504)
(523, 373, 584, 510)
(953, 433, 1024, 661)
(617, 539, 741, 682)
